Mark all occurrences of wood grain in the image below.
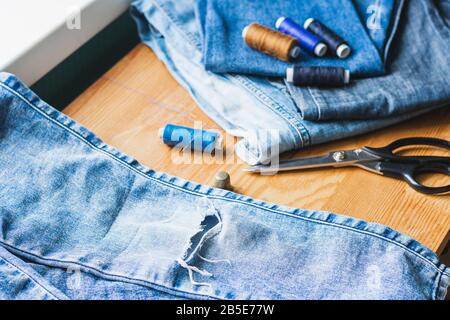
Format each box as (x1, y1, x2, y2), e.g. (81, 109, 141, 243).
(64, 44, 450, 254)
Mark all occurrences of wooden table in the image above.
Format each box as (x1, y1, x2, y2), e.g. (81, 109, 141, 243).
(64, 44, 450, 254)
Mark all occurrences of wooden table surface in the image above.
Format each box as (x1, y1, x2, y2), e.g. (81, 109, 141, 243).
(64, 44, 450, 254)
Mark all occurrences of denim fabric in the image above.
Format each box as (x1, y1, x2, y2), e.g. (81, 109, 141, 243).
(0, 246, 68, 300)
(198, 0, 402, 77)
(0, 72, 449, 300)
(290, 0, 450, 121)
(130, 0, 449, 165)
(354, 0, 398, 55)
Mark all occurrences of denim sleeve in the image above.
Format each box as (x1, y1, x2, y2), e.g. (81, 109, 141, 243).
(0, 72, 449, 300)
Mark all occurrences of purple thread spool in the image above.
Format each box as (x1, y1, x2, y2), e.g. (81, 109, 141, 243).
(286, 66, 351, 87)
(304, 18, 352, 59)
(276, 17, 327, 57)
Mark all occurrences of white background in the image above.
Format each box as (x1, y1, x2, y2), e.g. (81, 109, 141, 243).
(0, 0, 132, 85)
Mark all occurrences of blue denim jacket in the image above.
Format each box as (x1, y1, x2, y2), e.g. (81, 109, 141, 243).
(0, 72, 449, 299)
(131, 0, 450, 165)
(198, 0, 401, 77)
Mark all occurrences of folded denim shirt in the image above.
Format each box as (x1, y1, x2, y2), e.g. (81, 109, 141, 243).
(0, 72, 449, 300)
(198, 0, 401, 77)
(131, 0, 449, 165)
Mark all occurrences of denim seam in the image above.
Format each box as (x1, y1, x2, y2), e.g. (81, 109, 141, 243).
(435, 266, 450, 300)
(0, 242, 221, 301)
(301, 87, 450, 122)
(439, 272, 450, 300)
(1, 239, 445, 300)
(433, 268, 444, 300)
(309, 87, 447, 106)
(0, 254, 62, 300)
(307, 87, 323, 121)
(154, 0, 203, 52)
(383, 0, 406, 62)
(0, 80, 448, 277)
(231, 75, 311, 148)
(308, 91, 362, 105)
(232, 76, 304, 148)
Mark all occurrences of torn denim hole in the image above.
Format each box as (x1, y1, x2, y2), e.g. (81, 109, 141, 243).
(176, 197, 230, 288)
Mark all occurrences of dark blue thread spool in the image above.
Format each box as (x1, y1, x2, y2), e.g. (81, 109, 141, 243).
(276, 17, 327, 57)
(159, 124, 222, 152)
(304, 18, 351, 59)
(286, 66, 351, 87)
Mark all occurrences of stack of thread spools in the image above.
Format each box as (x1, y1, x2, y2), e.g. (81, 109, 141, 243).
(242, 17, 352, 87)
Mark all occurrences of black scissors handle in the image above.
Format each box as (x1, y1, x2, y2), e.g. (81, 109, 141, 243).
(365, 137, 450, 162)
(378, 161, 450, 194)
(364, 137, 450, 195)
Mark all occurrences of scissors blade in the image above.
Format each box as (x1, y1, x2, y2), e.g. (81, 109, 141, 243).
(354, 161, 384, 175)
(244, 149, 380, 174)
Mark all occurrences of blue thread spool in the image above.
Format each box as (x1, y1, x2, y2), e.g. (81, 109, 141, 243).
(304, 18, 351, 59)
(159, 124, 222, 152)
(275, 17, 327, 57)
(286, 66, 350, 87)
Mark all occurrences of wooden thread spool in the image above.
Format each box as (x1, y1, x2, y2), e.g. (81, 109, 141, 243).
(242, 23, 301, 62)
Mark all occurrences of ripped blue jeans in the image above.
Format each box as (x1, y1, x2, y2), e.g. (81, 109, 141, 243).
(0, 72, 449, 300)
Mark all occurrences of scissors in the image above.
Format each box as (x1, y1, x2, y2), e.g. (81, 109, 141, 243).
(244, 137, 450, 195)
